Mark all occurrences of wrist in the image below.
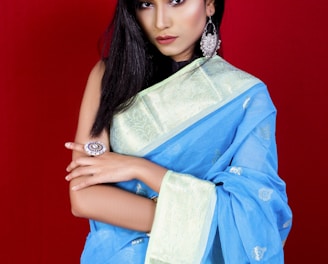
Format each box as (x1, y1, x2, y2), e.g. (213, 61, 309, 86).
(135, 158, 167, 192)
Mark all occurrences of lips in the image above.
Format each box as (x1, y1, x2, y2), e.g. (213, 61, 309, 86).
(156, 36, 177, 45)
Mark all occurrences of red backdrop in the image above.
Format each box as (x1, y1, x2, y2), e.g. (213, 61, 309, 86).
(1, 0, 326, 263)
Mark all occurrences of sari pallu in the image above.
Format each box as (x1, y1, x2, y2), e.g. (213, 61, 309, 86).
(81, 56, 292, 263)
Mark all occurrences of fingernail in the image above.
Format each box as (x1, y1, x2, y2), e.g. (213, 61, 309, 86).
(71, 185, 78, 191)
(65, 142, 71, 148)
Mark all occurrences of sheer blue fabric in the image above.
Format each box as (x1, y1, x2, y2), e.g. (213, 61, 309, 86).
(80, 57, 292, 263)
(144, 84, 292, 263)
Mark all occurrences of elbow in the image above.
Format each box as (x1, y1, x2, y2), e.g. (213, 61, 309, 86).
(69, 194, 85, 218)
(70, 202, 84, 218)
(68, 181, 87, 218)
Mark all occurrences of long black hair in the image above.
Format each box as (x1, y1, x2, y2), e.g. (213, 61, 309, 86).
(91, 0, 225, 136)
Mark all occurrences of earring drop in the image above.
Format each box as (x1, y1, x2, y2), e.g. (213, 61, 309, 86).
(200, 16, 221, 58)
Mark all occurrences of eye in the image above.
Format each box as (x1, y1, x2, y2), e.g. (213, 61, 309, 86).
(170, 0, 185, 6)
(138, 1, 153, 9)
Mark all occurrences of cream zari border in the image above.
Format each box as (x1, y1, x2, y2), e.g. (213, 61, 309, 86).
(110, 56, 261, 157)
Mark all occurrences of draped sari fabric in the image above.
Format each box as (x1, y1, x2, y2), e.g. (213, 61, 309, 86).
(80, 56, 292, 263)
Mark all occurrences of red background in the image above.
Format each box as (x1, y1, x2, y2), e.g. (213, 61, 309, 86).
(1, 0, 327, 263)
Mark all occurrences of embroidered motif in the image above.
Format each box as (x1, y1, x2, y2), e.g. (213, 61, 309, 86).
(283, 219, 292, 228)
(243, 97, 251, 109)
(171, 143, 182, 154)
(252, 246, 267, 261)
(259, 124, 271, 140)
(258, 188, 273, 201)
(212, 149, 222, 164)
(136, 183, 147, 196)
(131, 238, 144, 245)
(229, 166, 242, 175)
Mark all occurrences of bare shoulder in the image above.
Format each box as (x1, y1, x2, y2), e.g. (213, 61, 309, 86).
(86, 60, 106, 87)
(80, 60, 106, 100)
(91, 60, 106, 76)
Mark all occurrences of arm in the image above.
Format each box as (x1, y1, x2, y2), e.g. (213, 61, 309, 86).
(66, 61, 166, 232)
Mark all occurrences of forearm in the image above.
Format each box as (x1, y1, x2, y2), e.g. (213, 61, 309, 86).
(69, 177, 156, 232)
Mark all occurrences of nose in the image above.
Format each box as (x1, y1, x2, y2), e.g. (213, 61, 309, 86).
(155, 5, 170, 30)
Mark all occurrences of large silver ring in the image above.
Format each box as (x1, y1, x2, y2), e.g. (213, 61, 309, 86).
(84, 141, 107, 156)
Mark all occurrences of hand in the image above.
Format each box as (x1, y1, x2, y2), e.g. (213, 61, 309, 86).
(64, 142, 141, 191)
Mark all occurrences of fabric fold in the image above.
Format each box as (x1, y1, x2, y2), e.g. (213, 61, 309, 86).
(145, 171, 217, 264)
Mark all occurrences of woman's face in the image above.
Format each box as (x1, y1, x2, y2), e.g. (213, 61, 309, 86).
(136, 0, 215, 62)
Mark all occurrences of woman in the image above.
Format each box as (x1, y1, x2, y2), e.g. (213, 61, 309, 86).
(65, 0, 292, 263)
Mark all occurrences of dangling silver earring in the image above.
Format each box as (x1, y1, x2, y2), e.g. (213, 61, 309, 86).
(200, 16, 221, 58)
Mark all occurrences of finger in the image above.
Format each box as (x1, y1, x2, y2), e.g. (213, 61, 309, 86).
(65, 165, 98, 181)
(65, 159, 81, 172)
(71, 177, 102, 191)
(64, 142, 85, 153)
(66, 159, 78, 172)
(66, 156, 96, 172)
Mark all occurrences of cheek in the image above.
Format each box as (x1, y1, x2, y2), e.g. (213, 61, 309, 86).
(179, 4, 207, 35)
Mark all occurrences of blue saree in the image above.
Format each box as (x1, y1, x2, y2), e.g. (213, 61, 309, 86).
(80, 56, 292, 263)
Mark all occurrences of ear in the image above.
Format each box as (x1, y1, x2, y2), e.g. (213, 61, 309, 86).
(206, 0, 216, 17)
